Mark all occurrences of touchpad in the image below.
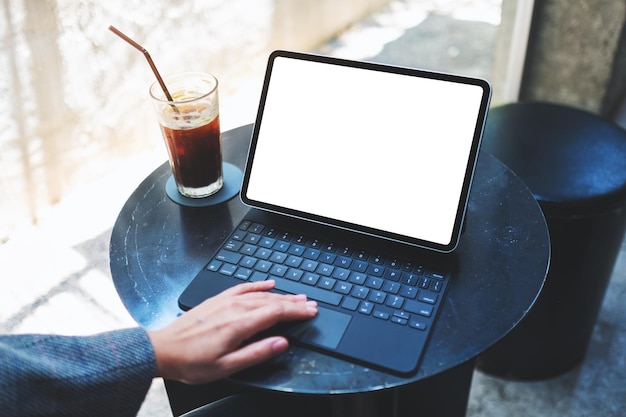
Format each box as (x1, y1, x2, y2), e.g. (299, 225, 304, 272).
(286, 307, 351, 349)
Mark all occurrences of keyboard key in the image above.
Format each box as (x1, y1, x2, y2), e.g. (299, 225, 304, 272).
(285, 255, 303, 268)
(432, 280, 443, 292)
(288, 244, 305, 256)
(259, 237, 276, 248)
(386, 295, 405, 309)
(251, 272, 268, 282)
(370, 254, 384, 264)
(338, 246, 352, 256)
(355, 250, 368, 260)
(215, 250, 242, 264)
(352, 286, 369, 299)
(386, 258, 401, 268)
(244, 233, 261, 244)
(231, 230, 246, 241)
(254, 247, 272, 260)
(269, 264, 288, 277)
(367, 264, 384, 277)
(418, 291, 439, 305)
(323, 242, 336, 252)
(384, 269, 401, 282)
(277, 231, 292, 240)
(391, 316, 408, 325)
(393, 310, 411, 320)
(365, 276, 384, 290)
(352, 260, 368, 272)
(342, 297, 359, 311)
(409, 320, 427, 331)
(224, 240, 243, 251)
(274, 241, 291, 252)
(418, 276, 431, 289)
(240, 244, 257, 256)
(307, 238, 322, 248)
(206, 260, 222, 271)
(316, 264, 334, 276)
(368, 290, 386, 304)
(285, 269, 303, 281)
(335, 282, 353, 295)
(400, 285, 418, 299)
(373, 309, 390, 320)
(332, 267, 350, 281)
(301, 260, 319, 272)
(240, 256, 257, 268)
(335, 256, 352, 268)
(428, 271, 445, 280)
(358, 301, 374, 315)
(219, 264, 237, 276)
(254, 260, 272, 272)
(320, 252, 336, 264)
(402, 272, 419, 286)
(349, 272, 367, 285)
(273, 278, 342, 306)
(234, 268, 253, 280)
(318, 277, 336, 290)
(249, 223, 265, 233)
(382, 281, 401, 294)
(405, 300, 434, 317)
(303, 248, 321, 260)
(302, 273, 320, 286)
(269, 251, 287, 263)
(263, 227, 280, 237)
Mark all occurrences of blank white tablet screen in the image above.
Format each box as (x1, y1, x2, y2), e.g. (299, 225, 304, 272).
(245, 55, 486, 247)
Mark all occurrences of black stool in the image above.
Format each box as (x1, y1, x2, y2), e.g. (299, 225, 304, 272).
(476, 101, 626, 380)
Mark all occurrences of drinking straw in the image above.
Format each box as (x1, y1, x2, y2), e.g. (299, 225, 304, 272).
(108, 25, 174, 102)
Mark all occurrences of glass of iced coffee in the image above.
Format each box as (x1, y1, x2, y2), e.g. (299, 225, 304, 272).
(149, 72, 223, 198)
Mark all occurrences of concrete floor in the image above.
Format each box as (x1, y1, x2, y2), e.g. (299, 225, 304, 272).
(2, 1, 625, 416)
(468, 247, 626, 416)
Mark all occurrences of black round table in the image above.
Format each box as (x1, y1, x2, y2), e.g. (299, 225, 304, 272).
(110, 124, 550, 417)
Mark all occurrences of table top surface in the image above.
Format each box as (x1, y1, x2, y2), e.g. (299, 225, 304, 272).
(109, 124, 550, 394)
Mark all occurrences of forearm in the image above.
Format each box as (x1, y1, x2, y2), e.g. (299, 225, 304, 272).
(0, 328, 155, 417)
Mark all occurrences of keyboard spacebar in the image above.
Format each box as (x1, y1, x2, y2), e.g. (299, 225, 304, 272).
(273, 278, 342, 306)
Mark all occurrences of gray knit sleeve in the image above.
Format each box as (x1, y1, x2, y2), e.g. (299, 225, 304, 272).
(0, 327, 156, 417)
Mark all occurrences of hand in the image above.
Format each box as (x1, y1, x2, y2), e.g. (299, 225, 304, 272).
(147, 280, 317, 384)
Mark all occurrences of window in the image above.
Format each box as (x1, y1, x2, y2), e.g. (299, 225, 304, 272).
(0, 0, 531, 241)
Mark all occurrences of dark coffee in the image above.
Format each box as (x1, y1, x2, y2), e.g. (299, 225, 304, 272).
(161, 114, 222, 190)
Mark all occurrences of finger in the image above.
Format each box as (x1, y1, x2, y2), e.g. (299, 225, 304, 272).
(226, 281, 311, 303)
(216, 336, 290, 376)
(225, 280, 276, 296)
(233, 290, 310, 305)
(216, 283, 311, 307)
(226, 300, 317, 341)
